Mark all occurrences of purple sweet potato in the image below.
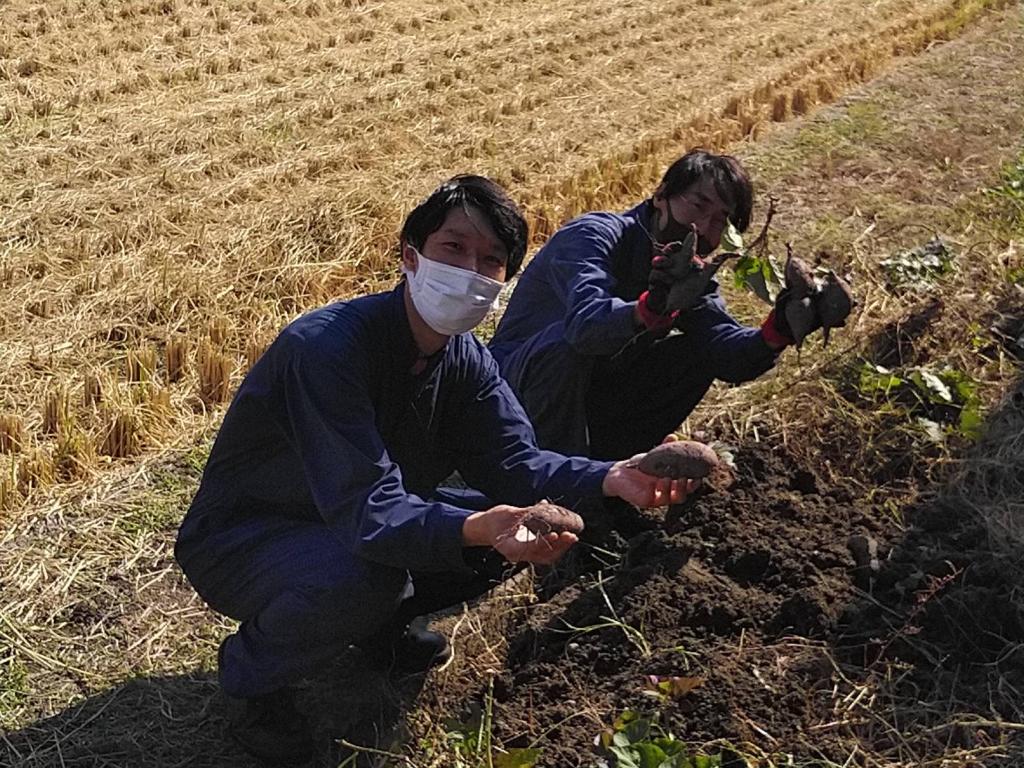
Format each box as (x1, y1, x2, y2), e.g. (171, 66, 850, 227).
(784, 251, 816, 300)
(628, 440, 719, 479)
(816, 271, 855, 345)
(520, 502, 585, 535)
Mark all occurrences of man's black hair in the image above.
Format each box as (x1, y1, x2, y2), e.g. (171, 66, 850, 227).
(656, 150, 754, 232)
(400, 175, 529, 279)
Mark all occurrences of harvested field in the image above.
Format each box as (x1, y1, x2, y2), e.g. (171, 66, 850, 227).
(0, 0, 1016, 507)
(2, 1, 1024, 767)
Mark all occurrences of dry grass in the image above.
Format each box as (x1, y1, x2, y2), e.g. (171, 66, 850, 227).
(0, 0, 1015, 514)
(945, 374, 1024, 595)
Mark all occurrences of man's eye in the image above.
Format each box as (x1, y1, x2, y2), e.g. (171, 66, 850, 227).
(446, 241, 463, 251)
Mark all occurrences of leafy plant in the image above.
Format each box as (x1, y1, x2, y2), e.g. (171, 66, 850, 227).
(595, 711, 731, 768)
(879, 237, 955, 292)
(854, 362, 983, 439)
(722, 217, 784, 304)
(641, 675, 704, 703)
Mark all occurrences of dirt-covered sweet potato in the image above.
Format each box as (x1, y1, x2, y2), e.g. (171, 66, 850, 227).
(784, 251, 816, 300)
(816, 271, 855, 345)
(628, 440, 719, 479)
(519, 502, 585, 535)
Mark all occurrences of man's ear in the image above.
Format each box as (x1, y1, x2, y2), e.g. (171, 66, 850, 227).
(652, 183, 667, 201)
(400, 240, 418, 272)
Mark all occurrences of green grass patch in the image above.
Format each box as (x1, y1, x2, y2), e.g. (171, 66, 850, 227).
(984, 155, 1024, 235)
(0, 652, 29, 727)
(117, 443, 209, 536)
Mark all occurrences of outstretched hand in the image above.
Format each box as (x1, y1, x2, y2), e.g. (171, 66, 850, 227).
(462, 505, 577, 565)
(602, 434, 700, 507)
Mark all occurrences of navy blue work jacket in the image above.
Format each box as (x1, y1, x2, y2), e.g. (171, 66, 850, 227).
(490, 200, 777, 382)
(186, 285, 612, 574)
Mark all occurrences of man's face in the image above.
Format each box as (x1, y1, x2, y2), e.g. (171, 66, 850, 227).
(401, 205, 509, 282)
(653, 176, 732, 256)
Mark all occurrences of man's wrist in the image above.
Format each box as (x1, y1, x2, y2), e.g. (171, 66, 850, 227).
(462, 511, 492, 547)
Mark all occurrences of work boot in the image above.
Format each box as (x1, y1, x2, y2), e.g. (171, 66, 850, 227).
(219, 640, 314, 764)
(360, 617, 452, 675)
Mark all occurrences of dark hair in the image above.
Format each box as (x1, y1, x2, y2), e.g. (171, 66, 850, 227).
(657, 150, 754, 232)
(400, 175, 529, 279)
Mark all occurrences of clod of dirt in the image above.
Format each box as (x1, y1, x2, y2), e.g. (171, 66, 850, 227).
(784, 250, 816, 300)
(784, 295, 817, 346)
(816, 272, 854, 346)
(520, 502, 585, 535)
(628, 440, 719, 479)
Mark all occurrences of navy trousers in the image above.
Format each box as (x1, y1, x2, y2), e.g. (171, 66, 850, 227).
(176, 501, 504, 698)
(496, 321, 715, 460)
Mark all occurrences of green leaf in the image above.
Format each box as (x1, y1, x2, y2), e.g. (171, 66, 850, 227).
(857, 363, 903, 396)
(909, 369, 953, 404)
(879, 237, 956, 291)
(732, 254, 780, 303)
(609, 745, 642, 768)
(633, 742, 669, 768)
(958, 399, 984, 440)
(721, 222, 744, 252)
(495, 748, 542, 768)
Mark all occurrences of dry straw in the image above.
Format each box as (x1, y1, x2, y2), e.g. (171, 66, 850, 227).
(945, 378, 1024, 589)
(0, 0, 1010, 505)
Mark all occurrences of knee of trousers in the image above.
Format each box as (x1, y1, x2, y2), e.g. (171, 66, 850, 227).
(284, 561, 410, 645)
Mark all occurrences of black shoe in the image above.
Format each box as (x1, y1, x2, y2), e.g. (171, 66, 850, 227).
(224, 687, 314, 764)
(360, 619, 452, 675)
(218, 639, 313, 764)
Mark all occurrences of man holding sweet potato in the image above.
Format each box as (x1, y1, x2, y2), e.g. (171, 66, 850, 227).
(490, 149, 846, 460)
(175, 176, 692, 763)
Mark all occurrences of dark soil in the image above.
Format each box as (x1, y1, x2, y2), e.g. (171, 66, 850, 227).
(466, 442, 1024, 766)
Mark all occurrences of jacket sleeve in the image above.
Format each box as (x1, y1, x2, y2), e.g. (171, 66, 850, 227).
(266, 333, 473, 574)
(680, 286, 779, 383)
(451, 342, 614, 507)
(545, 215, 640, 356)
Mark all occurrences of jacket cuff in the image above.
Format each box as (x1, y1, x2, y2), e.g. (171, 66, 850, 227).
(438, 506, 477, 575)
(636, 291, 678, 331)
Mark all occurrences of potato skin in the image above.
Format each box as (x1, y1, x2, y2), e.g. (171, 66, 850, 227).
(784, 253, 816, 300)
(520, 502, 585, 535)
(817, 272, 854, 329)
(632, 440, 719, 479)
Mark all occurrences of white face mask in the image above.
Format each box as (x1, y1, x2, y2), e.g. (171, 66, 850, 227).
(402, 247, 504, 336)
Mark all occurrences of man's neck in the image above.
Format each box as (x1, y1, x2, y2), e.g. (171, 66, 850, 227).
(403, 283, 449, 358)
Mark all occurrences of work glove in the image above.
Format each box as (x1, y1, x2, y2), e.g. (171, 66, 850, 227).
(636, 229, 699, 330)
(761, 288, 810, 348)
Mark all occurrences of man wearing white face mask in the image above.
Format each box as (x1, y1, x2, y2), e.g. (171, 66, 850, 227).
(174, 176, 693, 763)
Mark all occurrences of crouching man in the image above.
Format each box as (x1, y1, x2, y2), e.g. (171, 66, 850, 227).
(175, 176, 690, 763)
(489, 150, 805, 460)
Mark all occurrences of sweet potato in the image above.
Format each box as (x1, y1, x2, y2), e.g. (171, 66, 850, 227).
(784, 251, 816, 300)
(628, 440, 719, 479)
(519, 502, 585, 535)
(816, 271, 854, 345)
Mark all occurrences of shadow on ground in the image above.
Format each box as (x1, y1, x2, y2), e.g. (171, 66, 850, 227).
(1, 650, 429, 768)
